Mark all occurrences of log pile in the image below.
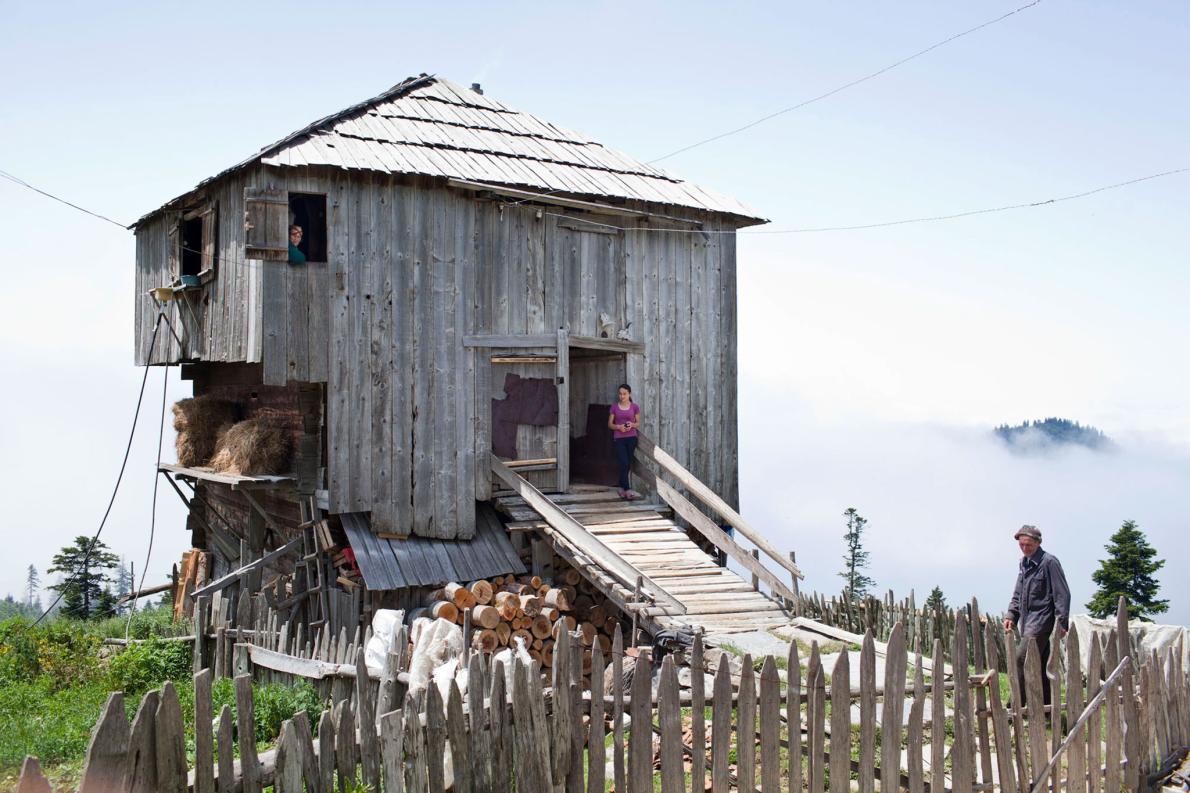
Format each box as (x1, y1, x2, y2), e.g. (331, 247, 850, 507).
(411, 562, 625, 670)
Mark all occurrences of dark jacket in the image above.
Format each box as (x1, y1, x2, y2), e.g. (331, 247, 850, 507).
(1007, 547, 1071, 637)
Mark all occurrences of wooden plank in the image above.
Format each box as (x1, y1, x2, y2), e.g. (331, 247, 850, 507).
(587, 642, 606, 793)
(787, 640, 802, 793)
(217, 705, 235, 793)
(490, 456, 682, 612)
(125, 690, 159, 793)
(710, 655, 732, 793)
(1064, 629, 1085, 793)
(404, 693, 427, 793)
(807, 646, 826, 793)
(907, 654, 926, 793)
(446, 681, 473, 793)
(193, 671, 215, 793)
(235, 675, 262, 793)
(467, 654, 491, 793)
(612, 631, 626, 793)
(79, 693, 130, 793)
(858, 631, 876, 793)
(1024, 640, 1048, 792)
(628, 649, 653, 793)
(635, 432, 802, 579)
(738, 655, 757, 792)
(512, 658, 553, 793)
(759, 657, 781, 793)
(17, 757, 52, 793)
(1085, 635, 1102, 793)
(985, 624, 1019, 793)
(659, 656, 685, 793)
(274, 721, 302, 793)
(633, 463, 797, 602)
(829, 650, 851, 793)
(381, 709, 405, 793)
(489, 659, 510, 793)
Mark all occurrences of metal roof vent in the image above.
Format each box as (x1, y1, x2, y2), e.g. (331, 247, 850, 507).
(471, 83, 483, 95)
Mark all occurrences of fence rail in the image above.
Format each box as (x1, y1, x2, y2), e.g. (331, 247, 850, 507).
(20, 598, 1188, 793)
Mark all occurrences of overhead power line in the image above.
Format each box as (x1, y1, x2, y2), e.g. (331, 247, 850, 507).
(540, 167, 1189, 235)
(647, 0, 1043, 164)
(0, 168, 129, 229)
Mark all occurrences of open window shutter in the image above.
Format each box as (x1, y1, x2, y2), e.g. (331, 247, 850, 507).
(166, 216, 180, 279)
(200, 203, 219, 271)
(244, 187, 288, 260)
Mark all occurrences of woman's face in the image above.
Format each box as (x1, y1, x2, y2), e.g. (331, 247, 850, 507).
(618, 387, 630, 403)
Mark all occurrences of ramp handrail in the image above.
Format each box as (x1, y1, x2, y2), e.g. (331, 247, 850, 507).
(633, 432, 803, 598)
(490, 455, 685, 615)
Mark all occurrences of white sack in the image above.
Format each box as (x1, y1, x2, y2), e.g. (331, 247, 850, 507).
(364, 608, 405, 672)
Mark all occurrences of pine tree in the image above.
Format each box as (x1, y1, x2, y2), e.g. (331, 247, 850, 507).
(924, 586, 947, 614)
(838, 508, 875, 602)
(1086, 520, 1168, 621)
(47, 536, 121, 620)
(25, 565, 40, 609)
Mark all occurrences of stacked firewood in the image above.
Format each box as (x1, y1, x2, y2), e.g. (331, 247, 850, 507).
(411, 561, 624, 670)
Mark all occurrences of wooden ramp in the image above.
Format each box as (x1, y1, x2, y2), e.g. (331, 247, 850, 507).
(492, 469, 790, 636)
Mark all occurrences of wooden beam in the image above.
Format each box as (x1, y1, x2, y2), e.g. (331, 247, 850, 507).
(632, 462, 797, 603)
(463, 334, 556, 348)
(190, 538, 302, 599)
(490, 455, 684, 614)
(445, 179, 703, 227)
(117, 581, 174, 604)
(567, 335, 646, 355)
(635, 433, 803, 580)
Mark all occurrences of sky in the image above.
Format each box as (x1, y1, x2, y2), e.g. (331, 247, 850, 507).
(0, 2, 1186, 622)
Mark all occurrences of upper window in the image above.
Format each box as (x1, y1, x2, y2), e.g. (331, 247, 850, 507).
(170, 203, 218, 281)
(288, 193, 327, 263)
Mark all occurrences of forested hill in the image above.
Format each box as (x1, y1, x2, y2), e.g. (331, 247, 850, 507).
(995, 418, 1110, 450)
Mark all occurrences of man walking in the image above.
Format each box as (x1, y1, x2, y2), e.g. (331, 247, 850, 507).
(1003, 524, 1071, 705)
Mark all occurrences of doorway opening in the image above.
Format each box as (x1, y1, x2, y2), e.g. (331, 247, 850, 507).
(567, 348, 628, 488)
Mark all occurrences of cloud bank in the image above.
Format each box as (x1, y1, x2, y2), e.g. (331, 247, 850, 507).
(739, 378, 1190, 626)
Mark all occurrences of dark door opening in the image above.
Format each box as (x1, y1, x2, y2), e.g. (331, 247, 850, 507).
(567, 349, 628, 487)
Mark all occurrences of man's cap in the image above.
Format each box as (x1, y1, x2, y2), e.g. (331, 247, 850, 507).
(1014, 524, 1042, 541)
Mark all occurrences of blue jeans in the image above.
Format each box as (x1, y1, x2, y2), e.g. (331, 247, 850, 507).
(613, 436, 638, 490)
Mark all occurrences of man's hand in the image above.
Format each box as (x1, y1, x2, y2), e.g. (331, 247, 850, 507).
(1003, 617, 1014, 631)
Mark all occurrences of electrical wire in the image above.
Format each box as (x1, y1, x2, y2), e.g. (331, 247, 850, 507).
(647, 0, 1043, 164)
(125, 360, 170, 639)
(0, 168, 130, 229)
(540, 167, 1189, 235)
(503, 0, 1044, 210)
(31, 313, 164, 627)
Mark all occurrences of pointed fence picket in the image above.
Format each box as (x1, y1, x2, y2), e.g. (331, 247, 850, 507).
(21, 598, 1186, 793)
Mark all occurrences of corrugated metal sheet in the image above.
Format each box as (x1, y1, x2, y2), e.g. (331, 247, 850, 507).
(342, 503, 525, 590)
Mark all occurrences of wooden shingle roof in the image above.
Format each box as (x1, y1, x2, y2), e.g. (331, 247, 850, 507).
(138, 74, 764, 225)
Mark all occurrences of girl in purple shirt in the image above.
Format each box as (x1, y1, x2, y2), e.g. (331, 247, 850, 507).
(607, 384, 641, 499)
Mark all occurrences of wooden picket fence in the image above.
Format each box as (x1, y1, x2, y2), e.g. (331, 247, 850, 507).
(18, 598, 1189, 793)
(790, 590, 1005, 671)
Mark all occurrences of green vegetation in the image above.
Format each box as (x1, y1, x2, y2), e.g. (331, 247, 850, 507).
(1087, 519, 1168, 621)
(0, 608, 324, 788)
(994, 417, 1109, 450)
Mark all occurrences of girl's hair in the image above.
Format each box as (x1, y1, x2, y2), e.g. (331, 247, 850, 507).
(618, 384, 632, 399)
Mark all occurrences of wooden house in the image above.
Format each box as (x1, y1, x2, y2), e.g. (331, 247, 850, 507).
(137, 75, 800, 638)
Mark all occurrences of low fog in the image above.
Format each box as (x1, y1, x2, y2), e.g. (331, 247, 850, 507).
(739, 379, 1190, 626)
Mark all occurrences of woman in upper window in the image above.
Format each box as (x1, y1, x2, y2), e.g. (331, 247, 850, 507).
(288, 224, 306, 264)
(608, 384, 641, 500)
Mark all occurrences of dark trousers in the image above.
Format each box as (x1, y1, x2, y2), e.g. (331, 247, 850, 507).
(1015, 631, 1052, 706)
(613, 436, 638, 490)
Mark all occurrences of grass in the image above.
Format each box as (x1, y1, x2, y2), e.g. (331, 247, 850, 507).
(0, 611, 325, 791)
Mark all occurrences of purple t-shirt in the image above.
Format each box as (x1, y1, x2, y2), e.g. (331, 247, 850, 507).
(610, 402, 640, 439)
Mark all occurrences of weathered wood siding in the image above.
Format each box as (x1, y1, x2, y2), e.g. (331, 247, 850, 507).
(134, 172, 264, 366)
(137, 168, 740, 539)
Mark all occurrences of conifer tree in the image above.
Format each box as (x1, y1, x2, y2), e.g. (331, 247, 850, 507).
(924, 585, 947, 614)
(838, 508, 875, 602)
(47, 536, 121, 620)
(25, 565, 40, 609)
(1086, 520, 1168, 621)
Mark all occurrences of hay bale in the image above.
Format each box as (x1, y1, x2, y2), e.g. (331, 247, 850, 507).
(209, 418, 291, 475)
(172, 397, 237, 467)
